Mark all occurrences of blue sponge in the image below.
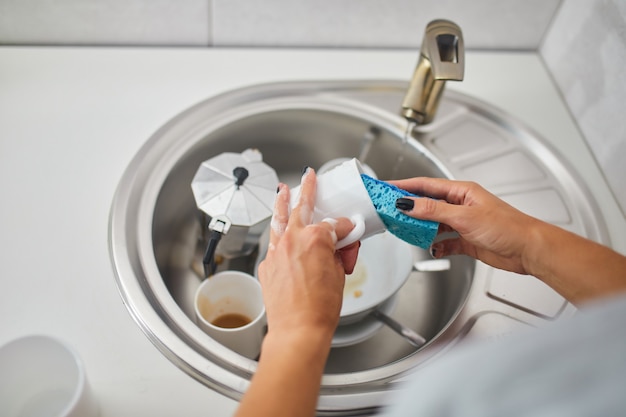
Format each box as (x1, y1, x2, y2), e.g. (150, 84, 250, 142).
(361, 174, 439, 249)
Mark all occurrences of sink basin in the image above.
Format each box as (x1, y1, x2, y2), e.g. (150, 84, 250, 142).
(109, 80, 608, 415)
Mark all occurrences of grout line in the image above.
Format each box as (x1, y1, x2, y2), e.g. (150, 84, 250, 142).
(538, 0, 566, 53)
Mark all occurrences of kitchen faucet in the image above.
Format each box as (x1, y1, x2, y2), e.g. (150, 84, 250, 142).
(401, 19, 465, 125)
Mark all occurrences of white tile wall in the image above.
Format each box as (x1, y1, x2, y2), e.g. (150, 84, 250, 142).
(0, 0, 210, 46)
(0, 0, 560, 49)
(211, 0, 561, 50)
(541, 0, 626, 217)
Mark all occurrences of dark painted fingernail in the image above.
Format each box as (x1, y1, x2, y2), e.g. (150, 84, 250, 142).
(395, 198, 414, 211)
(429, 245, 437, 258)
(276, 186, 280, 193)
(301, 166, 310, 175)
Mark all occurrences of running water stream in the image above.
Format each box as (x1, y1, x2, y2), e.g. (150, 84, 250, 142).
(357, 126, 379, 162)
(391, 121, 416, 178)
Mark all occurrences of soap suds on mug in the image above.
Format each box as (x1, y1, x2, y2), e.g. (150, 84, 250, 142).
(271, 185, 289, 236)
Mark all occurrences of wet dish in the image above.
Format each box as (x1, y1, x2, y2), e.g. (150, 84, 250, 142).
(256, 227, 414, 326)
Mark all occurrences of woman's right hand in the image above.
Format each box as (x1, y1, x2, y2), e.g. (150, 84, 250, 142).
(390, 177, 626, 305)
(390, 177, 541, 276)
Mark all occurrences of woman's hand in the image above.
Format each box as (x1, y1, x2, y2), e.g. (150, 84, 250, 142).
(258, 167, 360, 340)
(391, 177, 626, 305)
(235, 168, 359, 417)
(391, 177, 539, 275)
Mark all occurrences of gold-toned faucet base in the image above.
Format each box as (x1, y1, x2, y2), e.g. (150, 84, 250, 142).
(401, 19, 464, 125)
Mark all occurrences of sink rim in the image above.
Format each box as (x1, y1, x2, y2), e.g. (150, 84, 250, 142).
(109, 79, 609, 414)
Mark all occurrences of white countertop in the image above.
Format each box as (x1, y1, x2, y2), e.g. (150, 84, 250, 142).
(1, 47, 624, 417)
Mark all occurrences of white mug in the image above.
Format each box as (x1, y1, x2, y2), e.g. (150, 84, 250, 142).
(291, 158, 386, 249)
(317, 157, 378, 178)
(194, 271, 266, 359)
(0, 335, 98, 417)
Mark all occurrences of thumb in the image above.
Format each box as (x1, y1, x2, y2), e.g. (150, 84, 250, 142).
(334, 217, 357, 241)
(332, 217, 361, 274)
(396, 196, 461, 228)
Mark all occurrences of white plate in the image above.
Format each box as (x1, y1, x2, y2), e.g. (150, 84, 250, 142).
(340, 232, 413, 320)
(255, 228, 414, 322)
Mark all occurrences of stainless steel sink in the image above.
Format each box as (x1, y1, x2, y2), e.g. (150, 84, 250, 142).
(109, 80, 609, 415)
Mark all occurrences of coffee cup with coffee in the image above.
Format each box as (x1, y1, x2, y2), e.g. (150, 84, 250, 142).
(194, 271, 266, 359)
(290, 158, 386, 249)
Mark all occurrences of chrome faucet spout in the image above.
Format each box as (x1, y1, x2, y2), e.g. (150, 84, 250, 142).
(401, 19, 465, 124)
